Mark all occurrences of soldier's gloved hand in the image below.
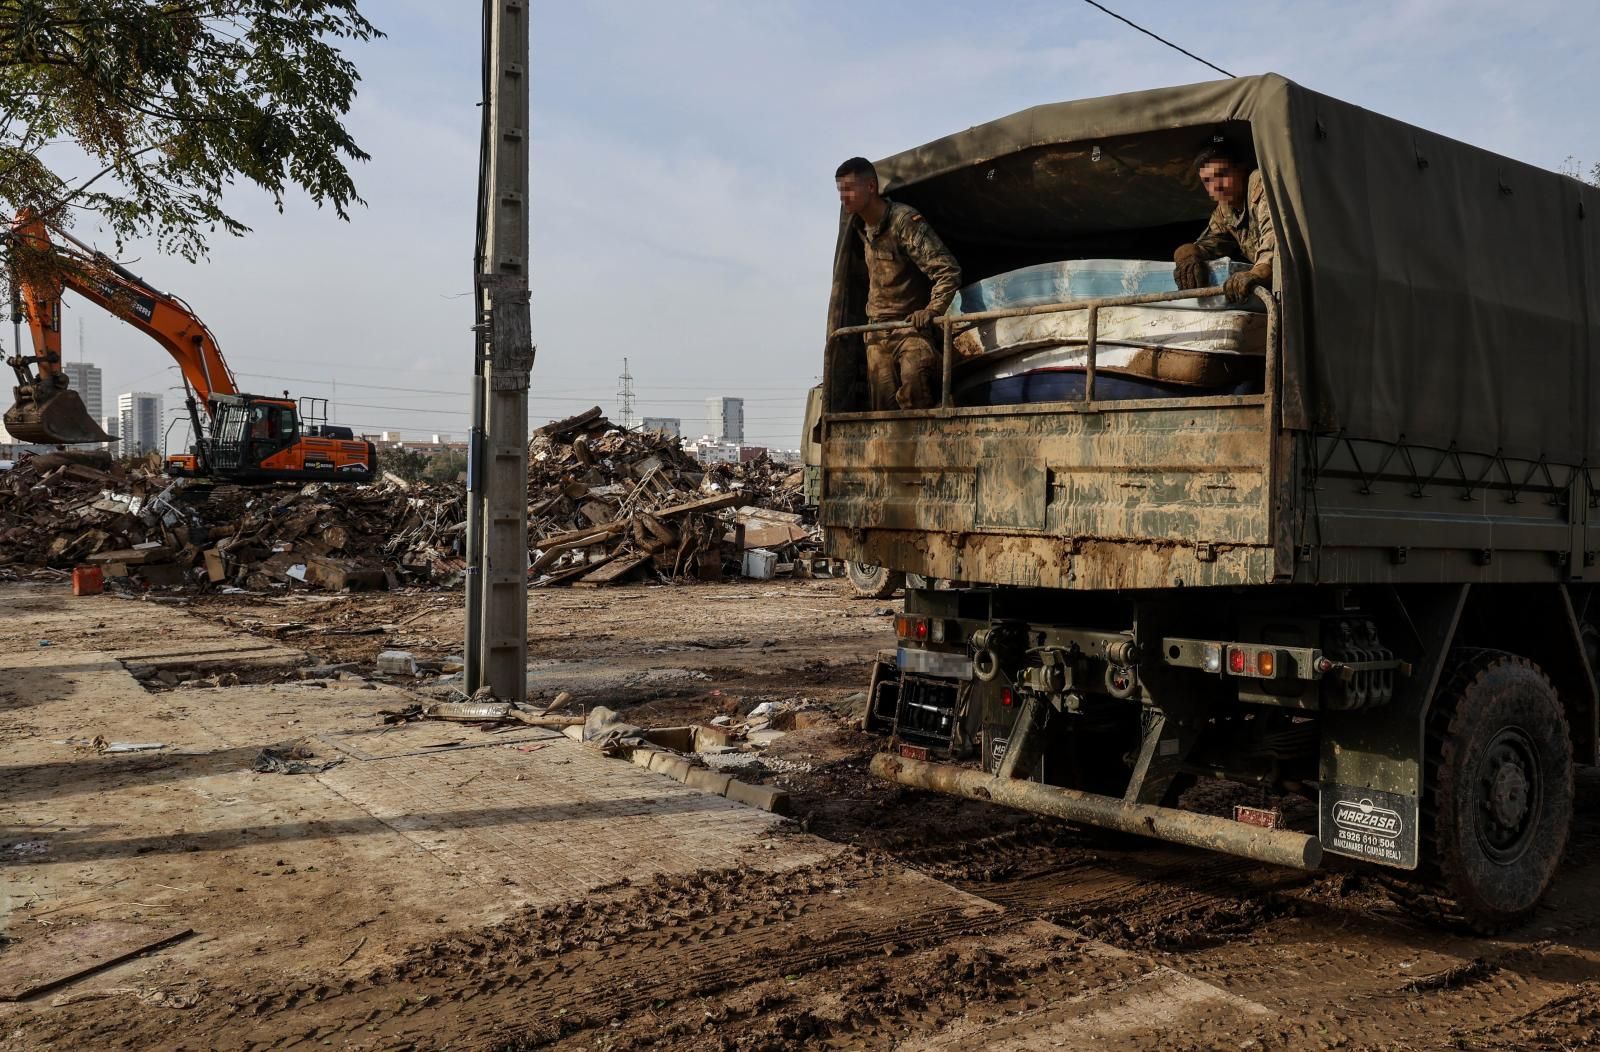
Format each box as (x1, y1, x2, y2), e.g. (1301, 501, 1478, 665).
(907, 308, 939, 330)
(1222, 271, 1259, 302)
(1172, 244, 1210, 291)
(1223, 262, 1272, 303)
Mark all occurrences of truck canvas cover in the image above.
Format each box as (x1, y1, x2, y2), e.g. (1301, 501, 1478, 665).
(831, 73, 1600, 465)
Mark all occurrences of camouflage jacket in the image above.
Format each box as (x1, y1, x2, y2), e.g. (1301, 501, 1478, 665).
(852, 200, 962, 323)
(1192, 169, 1276, 273)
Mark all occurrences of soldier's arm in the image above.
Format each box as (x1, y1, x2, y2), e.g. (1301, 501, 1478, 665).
(1244, 170, 1276, 282)
(901, 215, 962, 314)
(1190, 207, 1237, 260)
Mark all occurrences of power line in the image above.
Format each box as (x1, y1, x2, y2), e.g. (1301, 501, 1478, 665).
(1076, 0, 1234, 79)
(233, 369, 804, 404)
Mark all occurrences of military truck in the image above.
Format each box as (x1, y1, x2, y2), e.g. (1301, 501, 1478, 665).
(818, 74, 1599, 930)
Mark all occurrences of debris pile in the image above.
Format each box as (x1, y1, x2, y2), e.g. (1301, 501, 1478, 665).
(0, 450, 467, 591)
(0, 451, 173, 580)
(201, 478, 466, 591)
(1, 408, 815, 592)
(525, 408, 820, 587)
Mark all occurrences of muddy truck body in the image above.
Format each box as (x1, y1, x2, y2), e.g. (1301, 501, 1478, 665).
(819, 74, 1600, 930)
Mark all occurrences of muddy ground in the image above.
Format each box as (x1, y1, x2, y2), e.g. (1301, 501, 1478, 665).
(2, 579, 1598, 1050)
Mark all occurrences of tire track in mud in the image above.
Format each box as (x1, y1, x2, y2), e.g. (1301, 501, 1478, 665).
(22, 854, 1021, 1051)
(860, 778, 1600, 1052)
(883, 817, 1310, 952)
(1161, 774, 1600, 1050)
(26, 770, 1597, 1050)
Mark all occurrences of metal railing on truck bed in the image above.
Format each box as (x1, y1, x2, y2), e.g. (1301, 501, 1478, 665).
(827, 284, 1278, 412)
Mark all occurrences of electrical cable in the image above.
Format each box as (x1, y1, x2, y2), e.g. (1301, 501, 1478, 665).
(1076, 0, 1234, 78)
(233, 369, 806, 403)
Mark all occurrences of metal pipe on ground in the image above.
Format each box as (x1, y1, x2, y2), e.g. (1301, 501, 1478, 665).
(869, 751, 1323, 871)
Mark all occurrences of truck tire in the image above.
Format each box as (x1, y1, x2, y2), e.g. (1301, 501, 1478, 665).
(846, 562, 903, 599)
(1423, 649, 1573, 932)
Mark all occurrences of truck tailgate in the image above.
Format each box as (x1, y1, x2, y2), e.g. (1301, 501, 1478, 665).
(820, 399, 1276, 590)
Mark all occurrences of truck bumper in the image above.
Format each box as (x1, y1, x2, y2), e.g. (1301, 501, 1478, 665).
(870, 751, 1324, 871)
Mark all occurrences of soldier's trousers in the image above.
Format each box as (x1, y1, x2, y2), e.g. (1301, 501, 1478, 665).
(866, 333, 939, 411)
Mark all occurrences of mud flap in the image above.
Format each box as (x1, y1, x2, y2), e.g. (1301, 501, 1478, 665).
(1318, 783, 1418, 868)
(1317, 584, 1466, 871)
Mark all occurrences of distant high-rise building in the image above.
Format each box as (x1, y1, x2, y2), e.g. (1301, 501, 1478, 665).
(705, 397, 744, 444)
(61, 361, 103, 420)
(641, 417, 681, 438)
(117, 392, 162, 457)
(99, 414, 119, 448)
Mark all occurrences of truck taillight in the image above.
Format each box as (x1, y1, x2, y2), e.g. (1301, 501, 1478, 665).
(894, 615, 929, 641)
(1226, 645, 1281, 678)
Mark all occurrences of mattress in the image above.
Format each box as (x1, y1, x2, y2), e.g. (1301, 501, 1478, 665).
(949, 258, 1267, 365)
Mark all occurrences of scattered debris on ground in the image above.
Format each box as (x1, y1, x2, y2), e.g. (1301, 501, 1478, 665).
(252, 740, 344, 775)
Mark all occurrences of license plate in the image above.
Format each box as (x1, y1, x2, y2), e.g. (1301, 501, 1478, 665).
(1233, 805, 1282, 830)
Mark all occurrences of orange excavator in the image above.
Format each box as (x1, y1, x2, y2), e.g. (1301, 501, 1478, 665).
(5, 210, 375, 483)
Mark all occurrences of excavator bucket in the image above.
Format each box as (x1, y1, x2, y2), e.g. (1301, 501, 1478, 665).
(4, 384, 113, 444)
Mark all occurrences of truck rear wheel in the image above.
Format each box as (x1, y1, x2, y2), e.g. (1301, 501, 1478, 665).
(1424, 649, 1573, 931)
(845, 562, 903, 599)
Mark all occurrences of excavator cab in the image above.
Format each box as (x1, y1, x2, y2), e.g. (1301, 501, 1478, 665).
(166, 394, 376, 483)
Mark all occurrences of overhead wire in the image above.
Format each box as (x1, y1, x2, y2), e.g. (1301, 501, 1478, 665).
(233, 370, 807, 403)
(1075, 0, 1235, 78)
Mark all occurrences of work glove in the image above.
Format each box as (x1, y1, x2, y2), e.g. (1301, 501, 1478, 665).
(907, 308, 939, 330)
(1172, 243, 1210, 291)
(1223, 262, 1272, 303)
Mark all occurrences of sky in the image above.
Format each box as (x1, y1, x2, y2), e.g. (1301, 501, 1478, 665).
(22, 0, 1599, 452)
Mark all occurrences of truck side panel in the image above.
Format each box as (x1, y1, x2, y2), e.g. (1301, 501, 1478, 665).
(821, 399, 1274, 591)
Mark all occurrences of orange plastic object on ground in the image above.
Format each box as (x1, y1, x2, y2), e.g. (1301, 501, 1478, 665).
(71, 565, 104, 596)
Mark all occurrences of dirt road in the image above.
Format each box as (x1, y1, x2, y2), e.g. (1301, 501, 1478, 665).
(2, 580, 1598, 1050)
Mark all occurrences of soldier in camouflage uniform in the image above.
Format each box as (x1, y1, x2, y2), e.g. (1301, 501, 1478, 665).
(836, 157, 962, 410)
(1173, 140, 1276, 303)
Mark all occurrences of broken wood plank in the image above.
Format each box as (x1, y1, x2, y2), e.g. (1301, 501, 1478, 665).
(534, 557, 613, 588)
(86, 546, 170, 566)
(652, 492, 743, 518)
(536, 406, 604, 439)
(529, 529, 619, 575)
(0, 922, 192, 1001)
(535, 521, 625, 550)
(572, 552, 652, 587)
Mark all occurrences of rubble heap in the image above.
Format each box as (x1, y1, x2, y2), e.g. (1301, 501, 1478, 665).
(0, 451, 466, 591)
(526, 408, 818, 587)
(0, 451, 170, 571)
(0, 409, 817, 593)
(204, 478, 467, 591)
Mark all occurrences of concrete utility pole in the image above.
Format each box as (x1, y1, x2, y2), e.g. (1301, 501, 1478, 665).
(466, 0, 534, 703)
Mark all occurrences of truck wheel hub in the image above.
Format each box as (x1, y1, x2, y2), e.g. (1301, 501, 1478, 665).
(1478, 729, 1537, 858)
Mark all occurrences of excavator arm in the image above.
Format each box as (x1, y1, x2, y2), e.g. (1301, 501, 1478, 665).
(6, 210, 375, 484)
(5, 210, 237, 444)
